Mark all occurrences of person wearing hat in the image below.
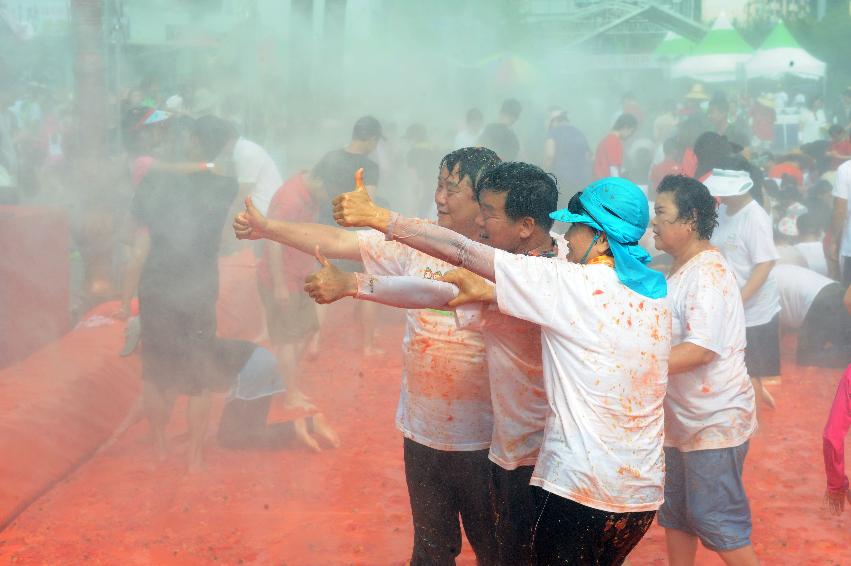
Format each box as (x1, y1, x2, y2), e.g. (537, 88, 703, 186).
(329, 175, 670, 564)
(682, 83, 710, 118)
(651, 174, 760, 566)
(705, 165, 781, 408)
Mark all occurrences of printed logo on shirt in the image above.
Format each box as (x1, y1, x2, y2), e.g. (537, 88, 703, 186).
(421, 267, 453, 316)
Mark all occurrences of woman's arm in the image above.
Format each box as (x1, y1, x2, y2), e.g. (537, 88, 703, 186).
(668, 342, 717, 375)
(118, 228, 150, 319)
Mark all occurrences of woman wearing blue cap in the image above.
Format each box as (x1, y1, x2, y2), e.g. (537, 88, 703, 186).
(330, 174, 671, 565)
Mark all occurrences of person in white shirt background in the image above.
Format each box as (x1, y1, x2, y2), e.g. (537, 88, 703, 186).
(829, 159, 850, 284)
(651, 174, 760, 566)
(775, 264, 851, 369)
(705, 164, 781, 409)
(329, 174, 670, 565)
(303, 161, 563, 565)
(799, 95, 828, 145)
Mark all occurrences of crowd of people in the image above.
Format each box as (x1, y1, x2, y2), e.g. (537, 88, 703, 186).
(2, 74, 851, 564)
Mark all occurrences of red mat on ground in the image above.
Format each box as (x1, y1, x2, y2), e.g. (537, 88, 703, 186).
(0, 309, 848, 565)
(0, 250, 265, 530)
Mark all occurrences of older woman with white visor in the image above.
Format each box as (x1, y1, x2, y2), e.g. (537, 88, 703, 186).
(651, 173, 760, 566)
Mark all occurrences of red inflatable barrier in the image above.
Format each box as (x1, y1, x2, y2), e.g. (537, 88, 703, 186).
(0, 249, 265, 530)
(0, 206, 70, 369)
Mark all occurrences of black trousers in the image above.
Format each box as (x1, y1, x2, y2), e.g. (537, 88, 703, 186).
(797, 282, 851, 369)
(490, 464, 545, 566)
(531, 489, 655, 566)
(403, 438, 498, 566)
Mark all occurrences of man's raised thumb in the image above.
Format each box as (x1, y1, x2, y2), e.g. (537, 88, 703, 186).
(354, 168, 366, 192)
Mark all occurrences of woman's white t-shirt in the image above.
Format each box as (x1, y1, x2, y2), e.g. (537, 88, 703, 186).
(665, 249, 757, 452)
(711, 200, 780, 327)
(494, 251, 671, 513)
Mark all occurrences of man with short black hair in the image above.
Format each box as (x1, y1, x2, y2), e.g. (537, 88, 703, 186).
(234, 147, 502, 565)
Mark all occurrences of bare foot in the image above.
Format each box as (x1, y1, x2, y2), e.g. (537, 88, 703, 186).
(312, 413, 341, 449)
(293, 418, 322, 452)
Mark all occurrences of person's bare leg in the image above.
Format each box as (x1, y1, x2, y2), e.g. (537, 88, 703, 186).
(292, 417, 321, 452)
(305, 304, 327, 359)
(717, 545, 759, 566)
(752, 377, 776, 410)
(187, 390, 212, 473)
(142, 382, 171, 460)
(666, 528, 698, 566)
(276, 342, 314, 409)
(311, 413, 340, 449)
(360, 301, 384, 356)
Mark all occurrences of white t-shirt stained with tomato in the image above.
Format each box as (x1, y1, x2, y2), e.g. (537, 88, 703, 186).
(494, 251, 671, 513)
(665, 249, 757, 452)
(358, 231, 492, 451)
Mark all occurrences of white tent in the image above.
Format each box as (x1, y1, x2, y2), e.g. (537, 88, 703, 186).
(671, 14, 753, 83)
(745, 22, 826, 80)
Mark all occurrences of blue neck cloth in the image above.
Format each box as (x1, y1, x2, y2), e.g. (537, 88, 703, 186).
(549, 177, 667, 299)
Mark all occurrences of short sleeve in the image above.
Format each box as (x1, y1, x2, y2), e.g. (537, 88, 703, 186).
(744, 207, 780, 264)
(677, 268, 726, 355)
(495, 250, 565, 327)
(358, 230, 411, 276)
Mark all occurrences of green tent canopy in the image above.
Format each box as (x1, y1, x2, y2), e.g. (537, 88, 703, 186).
(690, 14, 753, 56)
(654, 31, 696, 57)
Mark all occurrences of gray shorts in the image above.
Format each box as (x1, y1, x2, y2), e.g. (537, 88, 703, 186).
(658, 441, 753, 552)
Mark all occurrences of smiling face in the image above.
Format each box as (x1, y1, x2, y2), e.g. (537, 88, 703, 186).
(651, 191, 696, 257)
(434, 163, 480, 239)
(475, 189, 532, 252)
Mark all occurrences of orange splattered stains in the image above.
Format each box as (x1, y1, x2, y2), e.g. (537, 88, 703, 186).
(617, 465, 642, 479)
(593, 289, 604, 295)
(701, 385, 711, 393)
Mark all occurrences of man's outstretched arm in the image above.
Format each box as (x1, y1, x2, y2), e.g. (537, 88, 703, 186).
(331, 182, 496, 280)
(233, 196, 362, 261)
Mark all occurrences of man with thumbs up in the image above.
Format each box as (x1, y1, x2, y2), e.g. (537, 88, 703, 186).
(235, 147, 501, 566)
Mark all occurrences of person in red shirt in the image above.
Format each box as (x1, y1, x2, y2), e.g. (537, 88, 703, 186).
(593, 113, 637, 179)
(827, 125, 851, 170)
(650, 137, 684, 190)
(256, 152, 353, 412)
